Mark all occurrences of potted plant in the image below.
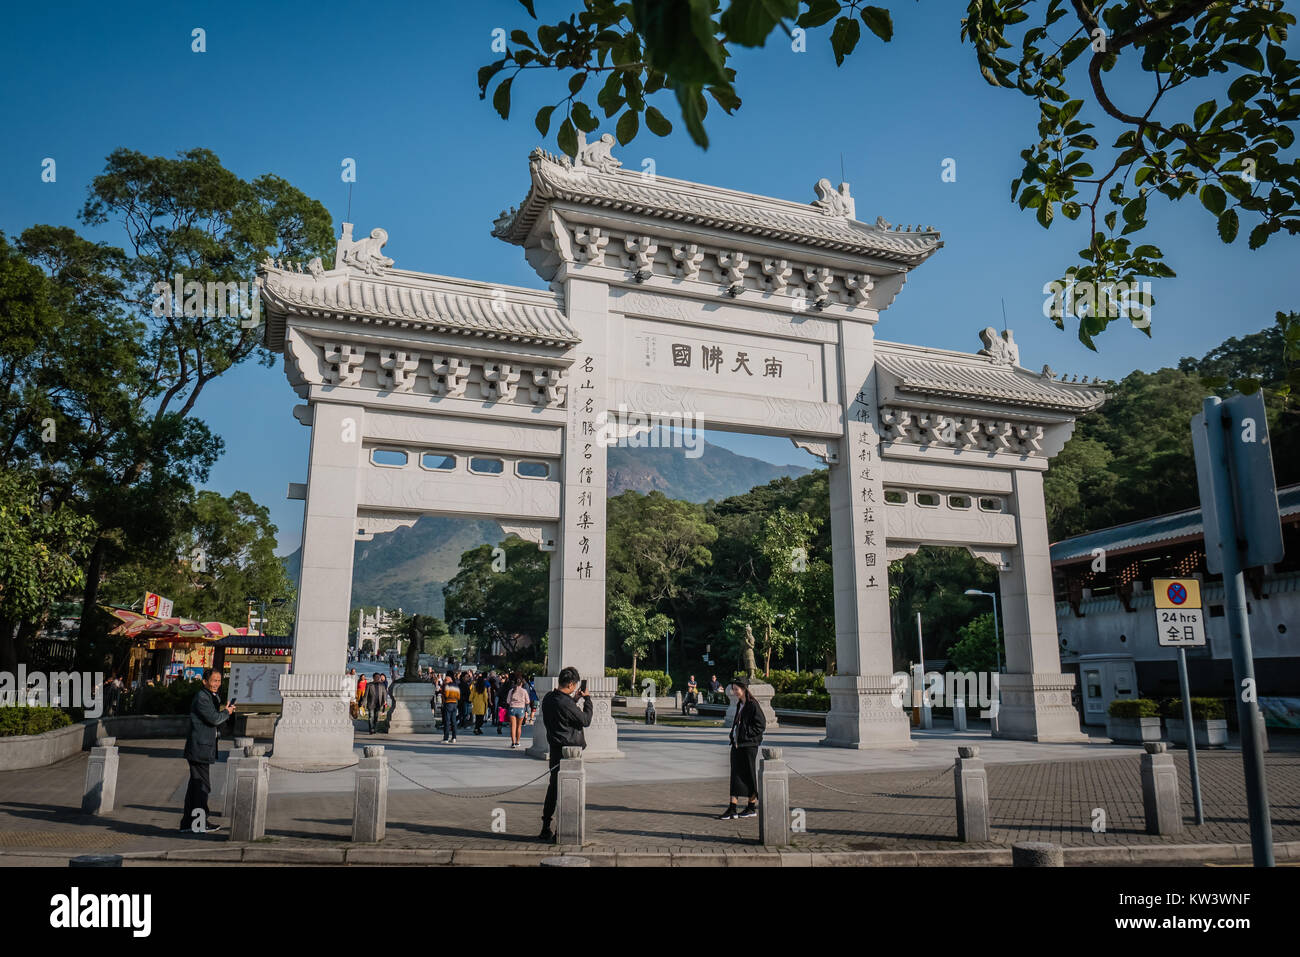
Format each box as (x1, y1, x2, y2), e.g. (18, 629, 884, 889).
(1163, 697, 1228, 749)
(1106, 698, 1162, 743)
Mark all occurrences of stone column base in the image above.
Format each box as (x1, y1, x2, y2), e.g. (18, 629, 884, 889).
(270, 673, 358, 768)
(994, 673, 1089, 742)
(387, 682, 436, 733)
(526, 675, 624, 760)
(820, 674, 913, 749)
(723, 682, 779, 728)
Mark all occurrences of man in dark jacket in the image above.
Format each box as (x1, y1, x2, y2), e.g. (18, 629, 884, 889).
(363, 672, 387, 734)
(538, 666, 593, 843)
(180, 668, 235, 833)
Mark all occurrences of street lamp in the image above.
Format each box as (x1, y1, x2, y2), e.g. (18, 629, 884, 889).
(963, 589, 1002, 674)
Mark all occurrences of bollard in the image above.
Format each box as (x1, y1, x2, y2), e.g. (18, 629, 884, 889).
(540, 856, 590, 867)
(954, 745, 989, 842)
(229, 750, 270, 842)
(69, 854, 122, 868)
(1012, 842, 1063, 867)
(758, 747, 790, 847)
(555, 745, 586, 847)
(219, 737, 254, 814)
(1140, 741, 1183, 835)
(952, 697, 968, 732)
(82, 737, 119, 816)
(352, 745, 389, 843)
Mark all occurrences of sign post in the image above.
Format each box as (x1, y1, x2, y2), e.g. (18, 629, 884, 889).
(1153, 577, 1206, 826)
(1191, 391, 1283, 866)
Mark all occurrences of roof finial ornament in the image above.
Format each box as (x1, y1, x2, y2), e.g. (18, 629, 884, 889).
(812, 178, 855, 218)
(575, 132, 622, 174)
(337, 223, 394, 275)
(1040, 363, 1056, 380)
(978, 327, 1020, 366)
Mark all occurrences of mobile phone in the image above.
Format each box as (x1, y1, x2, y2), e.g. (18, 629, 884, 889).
(229, 698, 238, 706)
(579, 680, 587, 693)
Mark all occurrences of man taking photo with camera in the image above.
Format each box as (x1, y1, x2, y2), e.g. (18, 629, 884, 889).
(538, 666, 592, 844)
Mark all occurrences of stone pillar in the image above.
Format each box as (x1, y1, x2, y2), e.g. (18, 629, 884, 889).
(953, 697, 968, 732)
(824, 321, 911, 748)
(996, 468, 1087, 742)
(352, 745, 388, 843)
(1012, 842, 1063, 867)
(219, 737, 254, 813)
(387, 682, 435, 734)
(954, 745, 989, 842)
(81, 737, 118, 816)
(541, 276, 620, 759)
(555, 745, 586, 847)
(229, 748, 270, 842)
(1140, 742, 1183, 835)
(758, 747, 790, 847)
(273, 400, 363, 767)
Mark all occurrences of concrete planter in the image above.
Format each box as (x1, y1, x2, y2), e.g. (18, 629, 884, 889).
(1107, 715, 1162, 744)
(0, 721, 86, 771)
(1165, 717, 1228, 749)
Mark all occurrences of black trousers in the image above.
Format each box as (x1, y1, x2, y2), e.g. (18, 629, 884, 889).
(541, 746, 562, 827)
(729, 745, 759, 801)
(180, 760, 212, 830)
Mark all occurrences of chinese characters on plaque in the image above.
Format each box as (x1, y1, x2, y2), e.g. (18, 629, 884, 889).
(573, 355, 598, 580)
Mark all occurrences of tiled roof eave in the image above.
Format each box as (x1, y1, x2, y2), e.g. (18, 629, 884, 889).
(893, 381, 1104, 414)
(264, 301, 579, 349)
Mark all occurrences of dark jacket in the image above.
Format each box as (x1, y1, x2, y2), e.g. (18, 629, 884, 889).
(184, 689, 231, 764)
(542, 689, 593, 750)
(363, 680, 387, 713)
(730, 697, 766, 749)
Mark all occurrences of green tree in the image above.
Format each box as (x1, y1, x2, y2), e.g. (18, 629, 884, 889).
(482, 1, 1298, 348)
(608, 591, 672, 689)
(0, 468, 97, 672)
(443, 539, 550, 658)
(723, 590, 788, 677)
(947, 612, 1004, 675)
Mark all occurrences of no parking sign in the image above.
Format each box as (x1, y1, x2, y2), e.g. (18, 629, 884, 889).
(1152, 578, 1207, 647)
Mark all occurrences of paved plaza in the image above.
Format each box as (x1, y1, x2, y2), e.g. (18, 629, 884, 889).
(0, 719, 1296, 865)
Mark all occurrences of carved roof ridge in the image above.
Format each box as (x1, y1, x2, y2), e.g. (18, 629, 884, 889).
(494, 148, 944, 266)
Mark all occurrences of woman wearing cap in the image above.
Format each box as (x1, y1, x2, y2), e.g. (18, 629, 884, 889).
(719, 675, 766, 820)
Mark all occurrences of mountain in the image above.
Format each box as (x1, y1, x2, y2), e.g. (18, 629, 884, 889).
(280, 442, 811, 618)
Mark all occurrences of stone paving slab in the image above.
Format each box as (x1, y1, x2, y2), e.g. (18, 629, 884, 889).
(0, 730, 1295, 864)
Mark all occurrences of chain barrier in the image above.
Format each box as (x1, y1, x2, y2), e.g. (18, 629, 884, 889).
(387, 762, 554, 799)
(785, 760, 957, 801)
(266, 761, 359, 773)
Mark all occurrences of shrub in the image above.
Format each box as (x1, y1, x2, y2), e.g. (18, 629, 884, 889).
(0, 706, 74, 737)
(1163, 697, 1226, 720)
(132, 678, 218, 715)
(605, 668, 672, 695)
(1108, 698, 1158, 718)
(761, 670, 826, 694)
(772, 692, 830, 712)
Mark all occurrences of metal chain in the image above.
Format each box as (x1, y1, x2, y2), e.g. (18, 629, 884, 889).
(786, 760, 956, 800)
(387, 762, 554, 799)
(267, 762, 359, 773)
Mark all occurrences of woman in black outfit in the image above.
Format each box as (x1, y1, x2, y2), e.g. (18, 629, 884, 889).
(719, 676, 766, 820)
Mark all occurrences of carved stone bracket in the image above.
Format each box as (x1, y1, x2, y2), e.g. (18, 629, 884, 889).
(967, 547, 1012, 571)
(324, 343, 365, 386)
(500, 522, 558, 551)
(885, 544, 922, 563)
(791, 437, 840, 465)
(431, 355, 472, 398)
(624, 235, 658, 282)
(881, 405, 1048, 457)
(482, 362, 521, 402)
(356, 511, 420, 541)
(378, 350, 420, 393)
(672, 243, 703, 280)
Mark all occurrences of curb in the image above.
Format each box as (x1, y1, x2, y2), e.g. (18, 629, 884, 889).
(2, 839, 1295, 866)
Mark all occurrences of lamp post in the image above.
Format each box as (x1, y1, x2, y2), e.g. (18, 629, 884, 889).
(460, 618, 478, 666)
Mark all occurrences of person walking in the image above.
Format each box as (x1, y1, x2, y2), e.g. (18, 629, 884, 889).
(719, 676, 766, 820)
(179, 668, 234, 834)
(458, 671, 472, 728)
(363, 672, 387, 734)
(470, 676, 490, 734)
(526, 675, 538, 724)
(506, 672, 529, 748)
(538, 667, 593, 843)
(440, 675, 460, 744)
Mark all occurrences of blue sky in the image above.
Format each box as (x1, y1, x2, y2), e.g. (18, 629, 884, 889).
(3, 1, 1297, 555)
